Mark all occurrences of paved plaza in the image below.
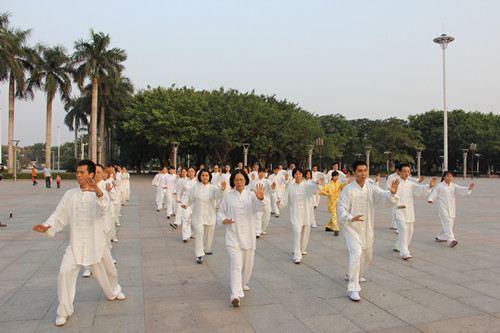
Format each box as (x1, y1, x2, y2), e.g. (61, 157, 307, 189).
(0, 175, 500, 332)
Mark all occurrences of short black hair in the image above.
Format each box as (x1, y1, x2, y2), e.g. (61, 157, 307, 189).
(353, 160, 367, 171)
(197, 169, 212, 182)
(331, 171, 339, 177)
(332, 162, 339, 167)
(95, 163, 104, 171)
(400, 163, 410, 170)
(168, 166, 175, 170)
(304, 169, 312, 179)
(77, 159, 96, 176)
(258, 167, 266, 173)
(230, 169, 249, 188)
(292, 167, 304, 178)
(441, 170, 454, 182)
(395, 163, 402, 171)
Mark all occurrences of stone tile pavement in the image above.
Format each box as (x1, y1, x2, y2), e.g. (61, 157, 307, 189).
(0, 175, 499, 332)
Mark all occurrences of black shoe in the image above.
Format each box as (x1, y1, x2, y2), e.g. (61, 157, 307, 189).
(325, 227, 333, 232)
(205, 252, 213, 255)
(169, 222, 178, 229)
(0, 222, 7, 228)
(334, 230, 339, 236)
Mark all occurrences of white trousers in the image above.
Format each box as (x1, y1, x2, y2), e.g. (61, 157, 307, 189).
(227, 245, 255, 300)
(390, 207, 397, 228)
(57, 246, 121, 318)
(255, 207, 271, 235)
(344, 231, 373, 292)
(270, 192, 280, 215)
(194, 224, 215, 257)
(394, 219, 414, 257)
(125, 187, 130, 201)
(121, 190, 127, 205)
(165, 192, 175, 216)
(292, 224, 310, 261)
(156, 189, 165, 210)
(182, 207, 193, 240)
(437, 215, 456, 244)
(114, 202, 121, 225)
(174, 202, 183, 226)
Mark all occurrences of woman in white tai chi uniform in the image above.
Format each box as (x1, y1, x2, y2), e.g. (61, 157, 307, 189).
(217, 169, 265, 307)
(278, 167, 322, 264)
(427, 171, 474, 247)
(178, 167, 197, 242)
(250, 167, 275, 238)
(182, 169, 226, 263)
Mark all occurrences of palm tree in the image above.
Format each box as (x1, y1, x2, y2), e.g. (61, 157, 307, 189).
(73, 29, 127, 163)
(27, 45, 73, 169)
(0, 12, 35, 172)
(64, 96, 89, 158)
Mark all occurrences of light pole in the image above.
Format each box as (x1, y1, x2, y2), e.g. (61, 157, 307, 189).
(0, 107, 2, 165)
(470, 143, 477, 179)
(307, 145, 314, 170)
(384, 151, 392, 173)
(439, 155, 444, 172)
(242, 143, 250, 167)
(316, 138, 323, 170)
(475, 153, 482, 178)
(171, 142, 180, 169)
(434, 33, 455, 172)
(355, 153, 362, 159)
(461, 149, 469, 179)
(338, 154, 343, 171)
(416, 147, 423, 179)
(81, 142, 88, 160)
(365, 146, 372, 173)
(11, 140, 20, 182)
(57, 125, 60, 172)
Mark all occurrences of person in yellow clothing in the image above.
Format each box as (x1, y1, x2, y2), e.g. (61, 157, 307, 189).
(319, 171, 351, 236)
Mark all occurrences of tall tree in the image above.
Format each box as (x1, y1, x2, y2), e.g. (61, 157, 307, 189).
(27, 45, 73, 169)
(64, 96, 89, 158)
(0, 12, 35, 172)
(73, 29, 126, 163)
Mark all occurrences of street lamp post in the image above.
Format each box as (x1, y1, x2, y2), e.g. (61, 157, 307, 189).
(470, 143, 477, 179)
(475, 153, 482, 179)
(355, 153, 362, 159)
(316, 138, 323, 170)
(81, 142, 88, 160)
(416, 147, 423, 179)
(384, 151, 392, 173)
(11, 140, 20, 182)
(338, 154, 343, 171)
(242, 143, 250, 167)
(434, 33, 455, 172)
(307, 145, 314, 170)
(461, 149, 469, 179)
(171, 142, 180, 169)
(365, 146, 372, 173)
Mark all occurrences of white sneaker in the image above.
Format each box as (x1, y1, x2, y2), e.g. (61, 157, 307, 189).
(115, 292, 126, 300)
(301, 251, 308, 255)
(231, 297, 240, 307)
(261, 232, 267, 235)
(311, 224, 317, 228)
(348, 291, 361, 301)
(82, 268, 92, 277)
(402, 255, 412, 260)
(55, 316, 67, 326)
(115, 222, 121, 227)
(112, 238, 119, 243)
(243, 285, 250, 291)
(294, 259, 301, 264)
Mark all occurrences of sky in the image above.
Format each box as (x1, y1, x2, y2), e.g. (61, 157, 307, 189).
(1, 0, 500, 147)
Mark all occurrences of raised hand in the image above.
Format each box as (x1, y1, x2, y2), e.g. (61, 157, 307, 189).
(469, 183, 475, 190)
(375, 174, 381, 182)
(106, 183, 112, 192)
(419, 176, 425, 183)
(255, 183, 265, 200)
(389, 179, 400, 194)
(221, 181, 227, 191)
(429, 176, 438, 188)
(271, 182, 276, 189)
(223, 218, 235, 224)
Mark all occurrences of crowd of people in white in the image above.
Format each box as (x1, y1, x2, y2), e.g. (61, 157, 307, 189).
(32, 158, 474, 325)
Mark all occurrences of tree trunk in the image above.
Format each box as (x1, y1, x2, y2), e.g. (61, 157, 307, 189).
(74, 121, 79, 159)
(91, 76, 98, 163)
(7, 75, 15, 173)
(45, 99, 53, 169)
(98, 105, 105, 165)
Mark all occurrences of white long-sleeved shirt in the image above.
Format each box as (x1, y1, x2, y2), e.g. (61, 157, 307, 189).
(43, 187, 109, 266)
(216, 189, 264, 249)
(211, 172, 221, 187)
(337, 181, 398, 249)
(268, 173, 286, 198)
(152, 172, 163, 187)
(427, 182, 472, 218)
(279, 181, 320, 227)
(97, 180, 114, 232)
(395, 178, 431, 223)
(162, 173, 178, 194)
(120, 172, 130, 192)
(182, 182, 223, 226)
